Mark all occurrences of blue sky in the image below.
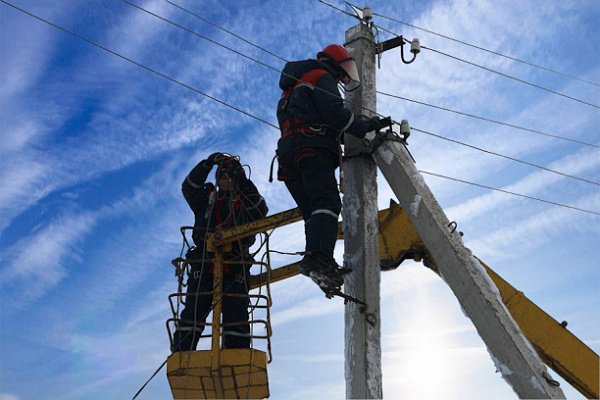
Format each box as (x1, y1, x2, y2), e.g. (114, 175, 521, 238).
(1, 0, 598, 399)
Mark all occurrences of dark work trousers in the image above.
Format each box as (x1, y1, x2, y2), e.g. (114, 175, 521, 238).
(280, 147, 341, 260)
(172, 260, 251, 351)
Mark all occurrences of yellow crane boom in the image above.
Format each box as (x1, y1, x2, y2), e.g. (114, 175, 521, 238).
(208, 202, 599, 399)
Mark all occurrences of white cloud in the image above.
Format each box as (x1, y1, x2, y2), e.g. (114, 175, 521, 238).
(446, 147, 599, 223)
(271, 295, 343, 327)
(466, 192, 599, 260)
(0, 211, 97, 304)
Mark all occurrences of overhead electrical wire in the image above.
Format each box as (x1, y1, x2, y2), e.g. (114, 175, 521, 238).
(0, 1, 279, 131)
(3, 0, 597, 217)
(161, 0, 596, 150)
(419, 43, 600, 109)
(319, 0, 599, 108)
(411, 127, 599, 186)
(3, 3, 594, 397)
(369, 10, 600, 88)
(419, 171, 600, 217)
(377, 91, 599, 148)
(321, 0, 600, 88)
(371, 24, 600, 109)
(160, 1, 597, 152)
(122, 0, 284, 75)
(163, 0, 288, 63)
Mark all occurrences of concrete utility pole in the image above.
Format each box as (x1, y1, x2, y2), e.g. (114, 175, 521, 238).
(371, 138, 566, 398)
(341, 18, 382, 400)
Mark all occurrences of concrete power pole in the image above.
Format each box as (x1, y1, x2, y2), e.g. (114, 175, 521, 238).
(342, 19, 382, 399)
(340, 6, 565, 399)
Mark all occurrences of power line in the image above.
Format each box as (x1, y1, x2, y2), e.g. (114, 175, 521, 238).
(122, 0, 380, 122)
(318, 0, 358, 19)
(419, 171, 600, 216)
(420, 44, 600, 109)
(319, 0, 599, 108)
(370, 10, 600, 88)
(0, 0, 279, 131)
(131, 359, 168, 400)
(127, 1, 599, 187)
(411, 127, 599, 186)
(122, 0, 284, 75)
(371, 23, 600, 109)
(377, 91, 599, 148)
(321, 0, 600, 88)
(163, 0, 288, 63)
(134, 0, 599, 153)
(4, 1, 596, 218)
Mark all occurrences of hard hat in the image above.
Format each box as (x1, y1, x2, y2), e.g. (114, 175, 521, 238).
(215, 157, 240, 181)
(317, 44, 360, 89)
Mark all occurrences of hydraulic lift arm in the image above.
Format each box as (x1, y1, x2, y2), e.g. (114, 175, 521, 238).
(209, 202, 599, 398)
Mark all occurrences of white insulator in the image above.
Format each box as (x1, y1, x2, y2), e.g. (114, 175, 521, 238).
(400, 119, 410, 135)
(410, 38, 421, 54)
(363, 6, 373, 21)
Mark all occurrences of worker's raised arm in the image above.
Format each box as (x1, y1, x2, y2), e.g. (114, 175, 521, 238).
(182, 152, 221, 214)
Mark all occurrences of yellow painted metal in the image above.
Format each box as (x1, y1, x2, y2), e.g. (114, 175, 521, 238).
(424, 255, 599, 398)
(206, 208, 302, 251)
(167, 349, 269, 399)
(250, 262, 300, 290)
(211, 247, 224, 398)
(481, 262, 599, 399)
(249, 201, 424, 289)
(201, 201, 599, 398)
(373, 200, 426, 268)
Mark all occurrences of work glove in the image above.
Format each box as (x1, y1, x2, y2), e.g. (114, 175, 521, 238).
(206, 152, 223, 165)
(367, 116, 393, 133)
(227, 160, 247, 182)
(367, 116, 384, 132)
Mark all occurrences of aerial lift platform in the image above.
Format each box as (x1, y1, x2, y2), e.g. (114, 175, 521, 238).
(166, 225, 274, 399)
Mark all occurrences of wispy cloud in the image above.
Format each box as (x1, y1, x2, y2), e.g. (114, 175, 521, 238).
(0, 211, 97, 304)
(271, 294, 343, 327)
(445, 147, 600, 223)
(466, 192, 599, 260)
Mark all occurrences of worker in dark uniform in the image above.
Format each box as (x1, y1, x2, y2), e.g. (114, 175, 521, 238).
(172, 152, 268, 352)
(276, 44, 385, 291)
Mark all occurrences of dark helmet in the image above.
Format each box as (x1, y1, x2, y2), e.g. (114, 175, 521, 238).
(317, 44, 360, 90)
(215, 156, 241, 181)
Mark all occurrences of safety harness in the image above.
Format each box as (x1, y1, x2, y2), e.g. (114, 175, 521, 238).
(274, 68, 336, 182)
(277, 68, 330, 140)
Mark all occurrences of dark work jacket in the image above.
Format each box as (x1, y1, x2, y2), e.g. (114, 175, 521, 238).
(182, 161, 268, 260)
(276, 59, 371, 158)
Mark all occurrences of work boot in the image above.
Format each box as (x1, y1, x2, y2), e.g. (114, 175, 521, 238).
(299, 254, 344, 290)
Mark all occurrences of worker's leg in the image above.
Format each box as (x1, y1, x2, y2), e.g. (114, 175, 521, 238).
(222, 269, 251, 349)
(299, 149, 341, 261)
(281, 148, 343, 288)
(172, 264, 213, 352)
(281, 149, 313, 260)
(280, 149, 312, 221)
(295, 150, 344, 289)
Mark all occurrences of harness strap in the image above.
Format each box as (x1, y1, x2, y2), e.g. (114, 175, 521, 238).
(279, 68, 331, 140)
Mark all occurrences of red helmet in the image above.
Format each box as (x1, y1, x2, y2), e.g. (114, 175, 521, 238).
(317, 44, 360, 89)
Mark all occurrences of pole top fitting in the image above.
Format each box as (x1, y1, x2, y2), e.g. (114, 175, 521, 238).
(363, 6, 372, 22)
(347, 2, 373, 25)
